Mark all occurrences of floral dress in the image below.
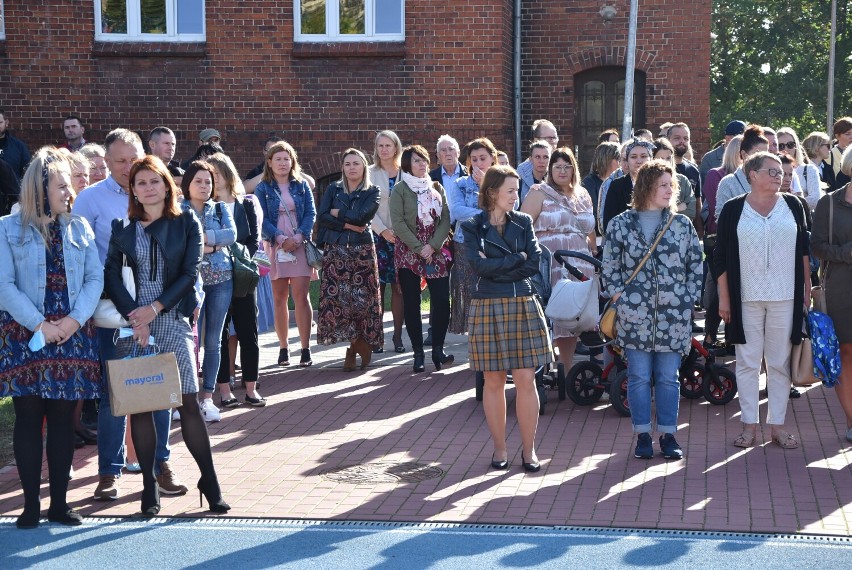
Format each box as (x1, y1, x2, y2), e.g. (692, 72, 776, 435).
(394, 210, 451, 280)
(0, 222, 101, 399)
(532, 184, 596, 339)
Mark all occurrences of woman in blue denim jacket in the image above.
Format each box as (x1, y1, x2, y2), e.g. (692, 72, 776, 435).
(447, 138, 497, 335)
(0, 147, 103, 529)
(254, 141, 317, 367)
(181, 161, 236, 422)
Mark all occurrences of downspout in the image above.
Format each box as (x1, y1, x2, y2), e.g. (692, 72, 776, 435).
(513, 0, 522, 166)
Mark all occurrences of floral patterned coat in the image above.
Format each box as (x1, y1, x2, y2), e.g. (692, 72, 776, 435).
(602, 209, 703, 355)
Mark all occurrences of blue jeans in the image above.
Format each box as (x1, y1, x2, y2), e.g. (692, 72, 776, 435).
(198, 279, 234, 394)
(624, 348, 682, 434)
(97, 327, 171, 476)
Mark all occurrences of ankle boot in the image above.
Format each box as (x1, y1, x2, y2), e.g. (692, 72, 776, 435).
(343, 347, 356, 372)
(140, 481, 160, 516)
(432, 348, 454, 371)
(413, 351, 425, 373)
(354, 337, 371, 369)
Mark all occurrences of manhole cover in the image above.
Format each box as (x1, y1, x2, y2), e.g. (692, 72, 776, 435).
(321, 461, 444, 484)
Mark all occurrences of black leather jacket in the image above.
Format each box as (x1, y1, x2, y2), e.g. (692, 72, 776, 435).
(104, 211, 203, 320)
(316, 182, 380, 247)
(231, 198, 260, 256)
(461, 210, 541, 299)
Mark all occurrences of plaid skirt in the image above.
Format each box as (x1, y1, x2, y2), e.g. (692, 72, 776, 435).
(468, 296, 553, 372)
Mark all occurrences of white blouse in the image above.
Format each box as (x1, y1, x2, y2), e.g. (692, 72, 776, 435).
(737, 198, 797, 302)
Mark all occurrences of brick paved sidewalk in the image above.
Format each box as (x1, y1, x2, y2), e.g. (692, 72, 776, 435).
(1, 319, 851, 535)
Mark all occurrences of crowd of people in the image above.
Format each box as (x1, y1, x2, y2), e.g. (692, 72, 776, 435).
(1, 111, 852, 528)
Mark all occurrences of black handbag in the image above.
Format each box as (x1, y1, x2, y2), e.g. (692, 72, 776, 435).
(229, 242, 260, 297)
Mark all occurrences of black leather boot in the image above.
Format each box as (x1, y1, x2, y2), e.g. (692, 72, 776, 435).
(413, 351, 425, 373)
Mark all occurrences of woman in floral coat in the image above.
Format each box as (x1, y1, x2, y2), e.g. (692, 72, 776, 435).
(602, 160, 703, 461)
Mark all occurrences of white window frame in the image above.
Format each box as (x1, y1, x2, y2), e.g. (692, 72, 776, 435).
(0, 2, 6, 41)
(94, 0, 205, 42)
(294, 0, 405, 43)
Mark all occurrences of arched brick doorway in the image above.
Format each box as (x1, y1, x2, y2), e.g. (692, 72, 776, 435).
(574, 66, 646, 171)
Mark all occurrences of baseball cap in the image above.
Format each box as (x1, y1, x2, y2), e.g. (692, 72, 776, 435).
(199, 128, 221, 142)
(724, 121, 746, 136)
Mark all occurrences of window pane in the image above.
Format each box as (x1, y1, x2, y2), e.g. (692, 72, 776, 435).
(101, 0, 128, 34)
(177, 0, 204, 34)
(375, 0, 401, 34)
(301, 0, 326, 34)
(140, 0, 167, 34)
(339, 0, 365, 35)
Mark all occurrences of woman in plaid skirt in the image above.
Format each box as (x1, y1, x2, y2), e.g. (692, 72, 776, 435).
(461, 165, 553, 473)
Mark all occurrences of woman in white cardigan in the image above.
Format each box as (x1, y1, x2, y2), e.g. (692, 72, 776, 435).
(368, 130, 406, 354)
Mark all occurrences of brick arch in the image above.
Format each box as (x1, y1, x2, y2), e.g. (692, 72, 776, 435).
(563, 46, 657, 76)
(305, 152, 346, 181)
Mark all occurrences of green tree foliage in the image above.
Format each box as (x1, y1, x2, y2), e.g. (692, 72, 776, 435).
(712, 1, 851, 141)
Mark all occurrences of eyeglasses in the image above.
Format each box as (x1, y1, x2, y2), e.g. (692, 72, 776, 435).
(552, 165, 573, 173)
(757, 168, 783, 178)
(778, 141, 798, 151)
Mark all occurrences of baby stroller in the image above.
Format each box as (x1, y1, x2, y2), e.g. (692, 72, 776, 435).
(474, 244, 565, 414)
(551, 250, 631, 417)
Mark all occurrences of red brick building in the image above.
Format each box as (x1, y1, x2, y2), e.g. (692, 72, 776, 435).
(0, 1, 710, 181)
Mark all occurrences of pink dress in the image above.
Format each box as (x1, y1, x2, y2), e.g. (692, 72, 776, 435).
(264, 190, 314, 279)
(532, 184, 596, 340)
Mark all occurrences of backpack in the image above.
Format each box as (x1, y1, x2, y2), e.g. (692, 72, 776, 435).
(807, 310, 841, 388)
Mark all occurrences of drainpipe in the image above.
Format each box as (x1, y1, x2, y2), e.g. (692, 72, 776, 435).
(513, 0, 522, 165)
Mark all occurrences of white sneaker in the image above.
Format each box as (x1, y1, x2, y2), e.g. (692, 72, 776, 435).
(172, 409, 181, 422)
(200, 398, 221, 423)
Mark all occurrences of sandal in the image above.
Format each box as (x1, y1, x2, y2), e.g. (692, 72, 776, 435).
(771, 431, 799, 449)
(733, 431, 756, 448)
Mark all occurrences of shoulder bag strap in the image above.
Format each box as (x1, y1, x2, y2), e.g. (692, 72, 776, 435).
(822, 191, 835, 285)
(622, 214, 676, 288)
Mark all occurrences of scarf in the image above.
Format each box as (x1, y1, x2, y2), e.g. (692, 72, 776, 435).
(402, 171, 441, 225)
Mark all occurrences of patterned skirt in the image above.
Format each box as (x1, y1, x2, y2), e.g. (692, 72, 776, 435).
(468, 296, 553, 372)
(449, 245, 474, 334)
(317, 243, 384, 348)
(375, 234, 397, 285)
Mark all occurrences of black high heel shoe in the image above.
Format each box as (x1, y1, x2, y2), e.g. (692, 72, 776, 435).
(412, 351, 425, 373)
(521, 453, 541, 473)
(432, 349, 454, 371)
(197, 477, 231, 513)
(140, 484, 160, 516)
(278, 348, 290, 366)
(392, 333, 406, 353)
(490, 455, 509, 470)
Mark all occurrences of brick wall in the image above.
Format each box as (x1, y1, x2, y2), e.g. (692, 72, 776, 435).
(522, 0, 712, 160)
(0, 1, 710, 179)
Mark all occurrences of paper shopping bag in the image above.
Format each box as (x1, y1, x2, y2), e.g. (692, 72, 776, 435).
(107, 352, 182, 416)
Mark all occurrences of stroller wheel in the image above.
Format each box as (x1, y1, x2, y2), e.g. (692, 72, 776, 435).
(702, 366, 737, 405)
(609, 369, 631, 417)
(556, 362, 567, 400)
(565, 361, 605, 405)
(538, 383, 548, 415)
(679, 364, 705, 399)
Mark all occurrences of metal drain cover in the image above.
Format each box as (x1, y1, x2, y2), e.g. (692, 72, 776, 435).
(321, 461, 444, 484)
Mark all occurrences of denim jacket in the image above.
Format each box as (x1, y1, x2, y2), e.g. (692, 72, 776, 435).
(0, 213, 104, 331)
(448, 175, 482, 243)
(182, 200, 236, 272)
(254, 178, 316, 243)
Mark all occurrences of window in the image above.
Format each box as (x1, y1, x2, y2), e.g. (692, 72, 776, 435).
(295, 0, 404, 42)
(0, 2, 5, 40)
(95, 0, 204, 42)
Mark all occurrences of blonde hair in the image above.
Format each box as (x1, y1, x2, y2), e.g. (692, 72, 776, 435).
(841, 146, 852, 178)
(19, 147, 74, 244)
(261, 141, 303, 184)
(205, 152, 245, 199)
(339, 148, 372, 191)
(372, 130, 402, 169)
(721, 135, 743, 174)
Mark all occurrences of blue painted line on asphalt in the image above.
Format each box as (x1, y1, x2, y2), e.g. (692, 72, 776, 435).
(1, 518, 850, 569)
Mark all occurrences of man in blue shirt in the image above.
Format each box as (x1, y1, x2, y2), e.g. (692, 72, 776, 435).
(0, 109, 31, 180)
(73, 129, 189, 501)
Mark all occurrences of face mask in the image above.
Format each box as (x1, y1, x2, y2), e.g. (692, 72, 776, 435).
(28, 329, 46, 352)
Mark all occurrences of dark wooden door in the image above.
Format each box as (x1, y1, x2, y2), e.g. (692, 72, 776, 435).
(574, 66, 646, 172)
